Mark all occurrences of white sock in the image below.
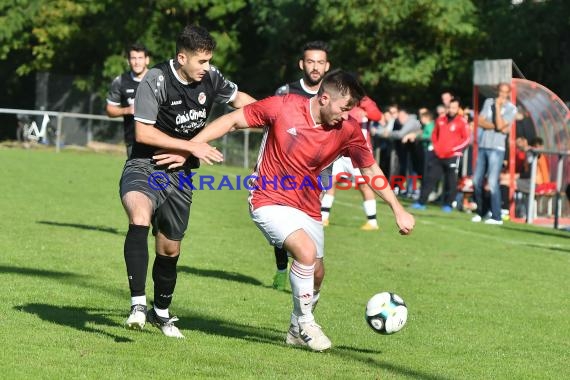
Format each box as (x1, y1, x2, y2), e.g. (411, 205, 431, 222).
(363, 200, 378, 227)
(313, 290, 320, 308)
(321, 194, 335, 220)
(131, 295, 146, 307)
(290, 313, 298, 329)
(289, 260, 315, 324)
(154, 307, 169, 319)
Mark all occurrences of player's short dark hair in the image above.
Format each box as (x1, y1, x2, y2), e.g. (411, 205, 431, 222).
(302, 41, 329, 55)
(176, 25, 216, 54)
(127, 43, 149, 57)
(318, 69, 365, 106)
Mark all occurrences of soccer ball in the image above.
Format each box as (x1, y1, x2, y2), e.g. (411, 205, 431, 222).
(365, 292, 408, 335)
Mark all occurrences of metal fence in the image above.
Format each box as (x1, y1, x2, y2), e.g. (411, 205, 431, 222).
(3, 107, 568, 226)
(0, 107, 263, 167)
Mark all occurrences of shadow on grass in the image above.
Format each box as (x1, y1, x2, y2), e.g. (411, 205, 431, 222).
(526, 243, 570, 254)
(177, 313, 447, 379)
(16, 303, 133, 343)
(500, 224, 570, 239)
(178, 265, 263, 286)
(0, 265, 79, 278)
(37, 220, 123, 235)
(0, 264, 125, 300)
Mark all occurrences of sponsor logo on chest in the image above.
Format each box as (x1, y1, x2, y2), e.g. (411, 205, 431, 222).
(176, 108, 207, 125)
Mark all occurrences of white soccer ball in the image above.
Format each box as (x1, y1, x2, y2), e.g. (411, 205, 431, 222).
(365, 292, 408, 335)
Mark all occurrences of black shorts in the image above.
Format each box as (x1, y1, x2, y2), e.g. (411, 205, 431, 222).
(119, 158, 193, 240)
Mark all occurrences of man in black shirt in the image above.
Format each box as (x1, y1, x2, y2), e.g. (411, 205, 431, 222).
(119, 25, 255, 338)
(272, 41, 330, 291)
(275, 41, 330, 98)
(106, 43, 150, 157)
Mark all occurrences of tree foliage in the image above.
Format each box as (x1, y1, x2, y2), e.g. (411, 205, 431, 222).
(0, 0, 568, 111)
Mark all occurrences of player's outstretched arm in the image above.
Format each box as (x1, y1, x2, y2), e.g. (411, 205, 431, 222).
(360, 164, 415, 235)
(193, 108, 250, 143)
(135, 121, 223, 165)
(230, 92, 256, 109)
(152, 109, 250, 169)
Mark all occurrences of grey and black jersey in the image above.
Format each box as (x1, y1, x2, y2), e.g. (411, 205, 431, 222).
(132, 59, 238, 165)
(275, 79, 318, 98)
(106, 71, 142, 145)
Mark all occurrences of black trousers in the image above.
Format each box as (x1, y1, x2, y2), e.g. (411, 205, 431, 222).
(419, 153, 460, 206)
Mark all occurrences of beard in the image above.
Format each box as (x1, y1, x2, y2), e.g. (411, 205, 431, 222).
(304, 71, 323, 86)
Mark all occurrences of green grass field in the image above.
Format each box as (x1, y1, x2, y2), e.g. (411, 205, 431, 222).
(0, 147, 568, 379)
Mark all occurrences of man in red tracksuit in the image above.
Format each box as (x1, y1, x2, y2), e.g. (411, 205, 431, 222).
(411, 98, 470, 211)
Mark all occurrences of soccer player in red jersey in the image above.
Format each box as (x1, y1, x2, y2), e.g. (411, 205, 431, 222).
(272, 41, 331, 291)
(154, 70, 415, 351)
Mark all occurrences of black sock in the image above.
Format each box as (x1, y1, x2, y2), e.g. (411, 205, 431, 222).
(124, 224, 150, 297)
(153, 254, 179, 310)
(274, 246, 288, 271)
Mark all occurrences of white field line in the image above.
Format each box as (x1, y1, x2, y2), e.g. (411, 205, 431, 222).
(201, 167, 566, 251)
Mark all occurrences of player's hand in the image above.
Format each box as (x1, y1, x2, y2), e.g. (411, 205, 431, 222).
(189, 142, 224, 165)
(395, 209, 415, 235)
(153, 149, 189, 169)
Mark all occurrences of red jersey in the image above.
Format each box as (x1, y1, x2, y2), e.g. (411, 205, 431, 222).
(432, 114, 470, 159)
(243, 95, 376, 220)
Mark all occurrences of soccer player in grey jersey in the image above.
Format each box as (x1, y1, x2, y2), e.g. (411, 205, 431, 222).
(106, 43, 150, 157)
(119, 25, 255, 338)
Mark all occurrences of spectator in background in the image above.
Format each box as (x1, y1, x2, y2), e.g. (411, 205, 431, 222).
(106, 43, 150, 157)
(529, 137, 555, 193)
(402, 109, 435, 177)
(401, 108, 433, 197)
(436, 105, 446, 118)
(461, 106, 475, 175)
(374, 104, 398, 176)
(513, 136, 531, 192)
(411, 98, 470, 211)
(441, 91, 453, 108)
(471, 83, 517, 225)
(389, 108, 422, 195)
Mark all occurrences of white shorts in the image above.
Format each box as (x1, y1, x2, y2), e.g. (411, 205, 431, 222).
(332, 156, 366, 184)
(251, 205, 324, 258)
